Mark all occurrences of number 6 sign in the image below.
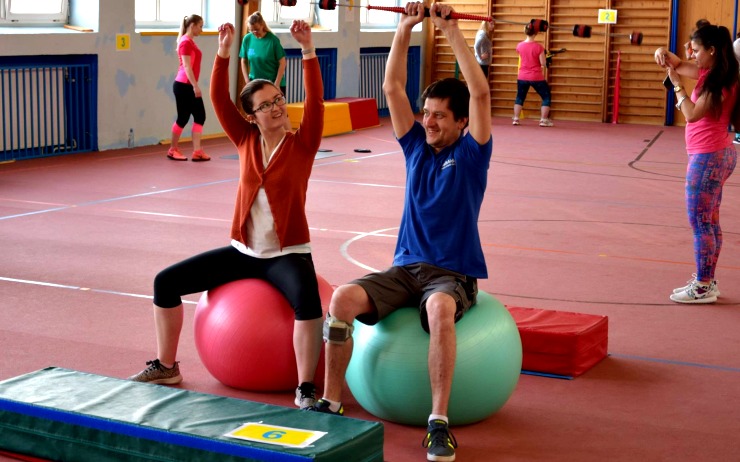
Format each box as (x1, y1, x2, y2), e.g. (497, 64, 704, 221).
(226, 422, 327, 448)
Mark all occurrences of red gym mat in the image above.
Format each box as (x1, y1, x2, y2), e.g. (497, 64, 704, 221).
(507, 307, 608, 378)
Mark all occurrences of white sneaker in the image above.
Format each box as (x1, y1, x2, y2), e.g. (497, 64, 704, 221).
(512, 118, 520, 126)
(670, 280, 717, 304)
(539, 118, 554, 127)
(672, 274, 720, 298)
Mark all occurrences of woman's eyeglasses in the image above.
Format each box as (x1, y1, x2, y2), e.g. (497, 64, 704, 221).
(255, 96, 287, 113)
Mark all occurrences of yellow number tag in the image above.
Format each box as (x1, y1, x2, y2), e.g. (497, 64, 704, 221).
(598, 9, 617, 24)
(226, 422, 327, 448)
(115, 34, 130, 51)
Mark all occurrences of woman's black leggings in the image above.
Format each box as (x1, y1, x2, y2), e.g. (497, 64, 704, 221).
(173, 81, 206, 128)
(153, 246, 322, 320)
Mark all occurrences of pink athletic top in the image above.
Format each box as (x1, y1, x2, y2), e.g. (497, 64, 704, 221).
(175, 35, 202, 84)
(685, 69, 737, 154)
(516, 40, 545, 81)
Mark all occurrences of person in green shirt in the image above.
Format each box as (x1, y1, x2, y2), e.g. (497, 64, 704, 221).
(239, 12, 287, 96)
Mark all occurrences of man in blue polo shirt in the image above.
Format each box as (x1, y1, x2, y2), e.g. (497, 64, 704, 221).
(308, 3, 493, 461)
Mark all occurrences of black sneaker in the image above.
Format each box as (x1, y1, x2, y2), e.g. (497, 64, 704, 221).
(294, 382, 317, 409)
(422, 419, 458, 462)
(306, 398, 343, 415)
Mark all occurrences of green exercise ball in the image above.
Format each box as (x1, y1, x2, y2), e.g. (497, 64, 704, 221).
(345, 291, 522, 426)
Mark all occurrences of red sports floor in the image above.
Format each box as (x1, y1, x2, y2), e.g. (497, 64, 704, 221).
(1, 117, 739, 461)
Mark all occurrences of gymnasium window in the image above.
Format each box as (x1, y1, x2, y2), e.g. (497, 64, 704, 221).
(0, 0, 69, 25)
(360, 0, 399, 29)
(261, 0, 315, 28)
(135, 0, 204, 28)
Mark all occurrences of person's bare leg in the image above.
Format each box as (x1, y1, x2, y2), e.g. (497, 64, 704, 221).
(171, 131, 181, 151)
(423, 293, 458, 460)
(154, 304, 183, 366)
(168, 126, 187, 160)
(128, 304, 183, 383)
(513, 104, 523, 120)
(426, 293, 457, 416)
(192, 130, 202, 152)
(322, 284, 371, 403)
(294, 317, 323, 384)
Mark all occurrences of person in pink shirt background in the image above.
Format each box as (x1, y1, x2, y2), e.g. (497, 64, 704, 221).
(512, 23, 553, 127)
(168, 14, 210, 162)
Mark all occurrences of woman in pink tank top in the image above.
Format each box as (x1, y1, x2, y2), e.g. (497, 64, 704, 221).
(654, 24, 738, 304)
(512, 24, 553, 127)
(167, 14, 210, 162)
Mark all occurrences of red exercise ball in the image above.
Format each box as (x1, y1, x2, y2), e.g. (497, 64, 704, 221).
(194, 275, 333, 391)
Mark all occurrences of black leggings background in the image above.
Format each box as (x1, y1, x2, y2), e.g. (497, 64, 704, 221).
(173, 81, 206, 128)
(153, 246, 322, 320)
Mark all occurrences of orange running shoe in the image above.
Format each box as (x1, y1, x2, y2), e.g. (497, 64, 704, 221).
(191, 149, 211, 162)
(167, 147, 187, 161)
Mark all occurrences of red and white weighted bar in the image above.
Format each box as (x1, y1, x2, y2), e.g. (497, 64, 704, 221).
(365, 4, 492, 23)
(274, 0, 642, 45)
(310, 0, 551, 31)
(365, 5, 556, 33)
(282, 0, 492, 22)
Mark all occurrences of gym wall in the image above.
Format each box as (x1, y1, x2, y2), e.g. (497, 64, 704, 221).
(431, 0, 739, 126)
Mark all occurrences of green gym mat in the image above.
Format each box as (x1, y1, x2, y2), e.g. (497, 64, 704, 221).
(0, 367, 383, 462)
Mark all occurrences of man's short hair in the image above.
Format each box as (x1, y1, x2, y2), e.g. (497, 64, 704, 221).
(421, 78, 470, 122)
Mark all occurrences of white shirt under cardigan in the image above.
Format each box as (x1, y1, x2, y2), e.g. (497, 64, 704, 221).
(231, 134, 311, 258)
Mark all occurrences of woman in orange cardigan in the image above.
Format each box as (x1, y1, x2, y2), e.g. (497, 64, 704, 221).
(130, 20, 325, 410)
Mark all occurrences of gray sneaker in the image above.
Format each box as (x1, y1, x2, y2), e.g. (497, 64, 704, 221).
(129, 359, 182, 384)
(422, 419, 458, 462)
(673, 275, 720, 298)
(294, 382, 317, 409)
(539, 118, 554, 127)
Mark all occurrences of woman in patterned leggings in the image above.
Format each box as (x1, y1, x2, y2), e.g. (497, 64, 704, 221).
(655, 24, 738, 304)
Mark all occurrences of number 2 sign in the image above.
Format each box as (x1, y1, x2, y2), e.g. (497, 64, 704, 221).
(598, 9, 617, 25)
